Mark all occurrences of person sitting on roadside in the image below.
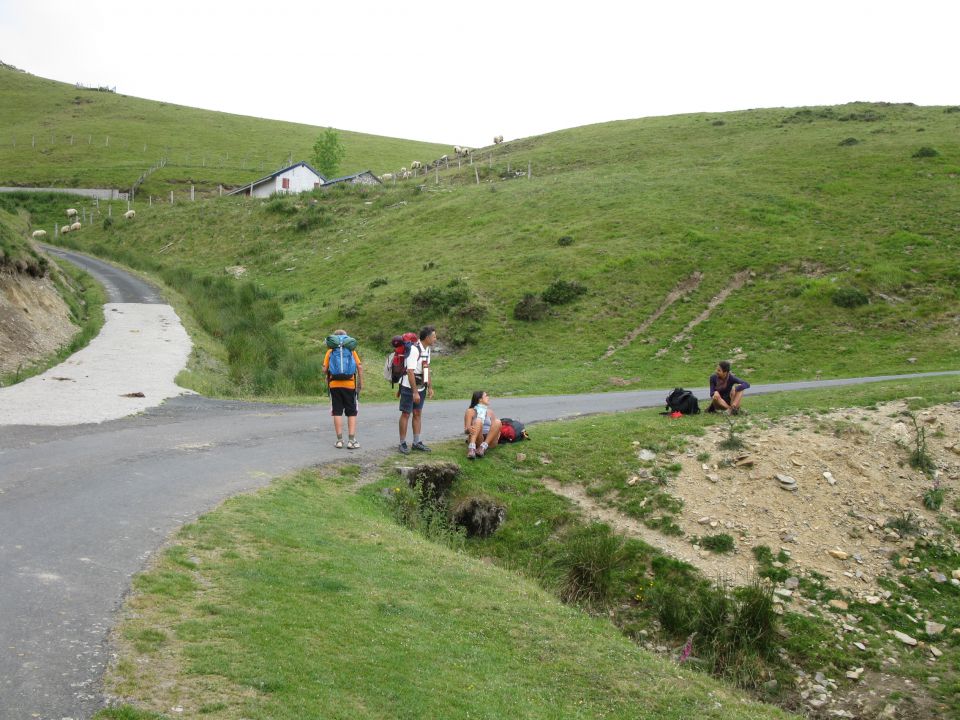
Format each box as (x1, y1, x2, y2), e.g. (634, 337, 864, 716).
(464, 390, 501, 459)
(707, 360, 750, 415)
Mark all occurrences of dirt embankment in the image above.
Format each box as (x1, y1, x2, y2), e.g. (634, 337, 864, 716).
(0, 268, 78, 377)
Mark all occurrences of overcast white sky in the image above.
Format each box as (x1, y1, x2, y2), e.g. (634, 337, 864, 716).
(1, 0, 957, 147)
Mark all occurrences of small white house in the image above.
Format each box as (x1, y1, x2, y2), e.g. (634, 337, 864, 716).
(228, 161, 326, 198)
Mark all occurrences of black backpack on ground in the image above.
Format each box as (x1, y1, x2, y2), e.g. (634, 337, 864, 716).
(665, 388, 700, 415)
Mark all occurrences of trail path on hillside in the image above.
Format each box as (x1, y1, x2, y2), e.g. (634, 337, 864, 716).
(1, 247, 958, 720)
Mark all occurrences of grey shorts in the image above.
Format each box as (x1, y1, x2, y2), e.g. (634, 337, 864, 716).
(398, 386, 425, 413)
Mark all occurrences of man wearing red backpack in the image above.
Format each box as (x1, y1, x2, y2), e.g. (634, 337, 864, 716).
(398, 325, 436, 454)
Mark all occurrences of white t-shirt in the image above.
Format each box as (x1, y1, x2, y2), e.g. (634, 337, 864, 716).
(399, 342, 430, 390)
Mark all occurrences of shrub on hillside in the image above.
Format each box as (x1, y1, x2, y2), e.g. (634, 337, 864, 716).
(912, 146, 939, 158)
(838, 137, 860, 146)
(647, 577, 778, 686)
(514, 293, 548, 321)
(831, 286, 869, 308)
(944, 106, 960, 114)
(368, 277, 388, 289)
(557, 235, 574, 246)
(541, 279, 587, 305)
(412, 279, 471, 314)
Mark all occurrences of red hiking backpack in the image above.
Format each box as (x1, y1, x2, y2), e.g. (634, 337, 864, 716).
(385, 332, 419, 386)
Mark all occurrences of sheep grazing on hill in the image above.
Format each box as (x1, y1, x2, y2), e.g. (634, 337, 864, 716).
(493, 135, 503, 145)
(380, 173, 394, 182)
(70, 222, 81, 231)
(400, 170, 412, 180)
(60, 224, 71, 235)
(439, 154, 449, 163)
(460, 147, 471, 157)
(31, 229, 47, 239)
(123, 210, 136, 220)
(66, 208, 78, 219)
(410, 160, 422, 170)
(453, 145, 463, 156)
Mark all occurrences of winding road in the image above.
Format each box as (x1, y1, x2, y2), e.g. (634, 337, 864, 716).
(1, 247, 957, 719)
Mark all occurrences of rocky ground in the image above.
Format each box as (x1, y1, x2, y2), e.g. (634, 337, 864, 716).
(0, 267, 77, 377)
(545, 399, 960, 719)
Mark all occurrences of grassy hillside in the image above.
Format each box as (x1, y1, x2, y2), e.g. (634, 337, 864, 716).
(0, 65, 448, 197)
(23, 99, 959, 400)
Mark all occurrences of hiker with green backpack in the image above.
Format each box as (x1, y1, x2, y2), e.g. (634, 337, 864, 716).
(323, 329, 363, 449)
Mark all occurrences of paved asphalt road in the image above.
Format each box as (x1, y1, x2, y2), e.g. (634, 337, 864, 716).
(2, 248, 957, 719)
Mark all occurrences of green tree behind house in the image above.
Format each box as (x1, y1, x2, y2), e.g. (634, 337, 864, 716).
(311, 128, 346, 178)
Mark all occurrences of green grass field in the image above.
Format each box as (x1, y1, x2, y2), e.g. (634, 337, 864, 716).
(0, 65, 447, 196)
(11, 97, 956, 401)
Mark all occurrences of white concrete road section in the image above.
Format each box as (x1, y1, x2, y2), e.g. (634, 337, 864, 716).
(0, 302, 192, 425)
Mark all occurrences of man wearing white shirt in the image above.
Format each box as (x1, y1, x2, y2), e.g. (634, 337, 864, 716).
(398, 325, 437, 454)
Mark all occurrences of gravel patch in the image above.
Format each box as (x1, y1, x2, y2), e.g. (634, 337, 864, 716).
(0, 302, 192, 425)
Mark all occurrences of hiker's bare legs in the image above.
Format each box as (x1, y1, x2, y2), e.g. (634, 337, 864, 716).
(728, 387, 744, 413)
(710, 391, 731, 413)
(334, 416, 344, 437)
(485, 417, 502, 448)
(399, 412, 411, 442)
(412, 408, 422, 437)
(468, 419, 484, 445)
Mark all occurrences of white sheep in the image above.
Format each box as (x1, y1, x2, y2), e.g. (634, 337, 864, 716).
(70, 222, 81, 231)
(439, 154, 449, 163)
(31, 229, 47, 239)
(453, 145, 462, 156)
(460, 147, 471, 157)
(411, 160, 422, 170)
(66, 208, 78, 219)
(123, 210, 136, 220)
(493, 135, 503, 144)
(400, 170, 412, 179)
(380, 173, 395, 182)
(60, 224, 71, 235)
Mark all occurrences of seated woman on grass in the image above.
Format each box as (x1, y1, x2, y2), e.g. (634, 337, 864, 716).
(707, 360, 751, 415)
(464, 390, 501, 459)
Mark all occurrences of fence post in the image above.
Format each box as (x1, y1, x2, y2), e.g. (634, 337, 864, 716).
(106, 136, 109, 147)
(528, 160, 532, 180)
(70, 136, 74, 145)
(170, 191, 174, 204)
(149, 196, 153, 206)
(55, 223, 59, 237)
(435, 165, 439, 185)
(191, 185, 195, 201)
(32, 135, 35, 148)
(474, 167, 480, 185)
(108, 204, 112, 217)
(219, 184, 223, 197)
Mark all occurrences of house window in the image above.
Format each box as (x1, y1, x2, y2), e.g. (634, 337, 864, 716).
(281, 177, 290, 190)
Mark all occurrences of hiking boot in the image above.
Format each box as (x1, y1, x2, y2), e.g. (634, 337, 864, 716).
(411, 441, 431, 452)
(347, 439, 360, 450)
(398, 441, 410, 455)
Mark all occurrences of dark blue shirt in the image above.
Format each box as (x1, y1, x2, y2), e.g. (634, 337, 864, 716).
(710, 372, 750, 399)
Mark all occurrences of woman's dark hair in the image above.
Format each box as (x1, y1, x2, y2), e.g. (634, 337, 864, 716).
(718, 360, 731, 372)
(468, 390, 485, 409)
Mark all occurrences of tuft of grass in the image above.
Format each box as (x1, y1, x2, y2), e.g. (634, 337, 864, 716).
(553, 523, 630, 608)
(697, 533, 735, 553)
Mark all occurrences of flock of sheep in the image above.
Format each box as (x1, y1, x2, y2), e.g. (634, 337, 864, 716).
(30, 206, 135, 240)
(379, 136, 504, 183)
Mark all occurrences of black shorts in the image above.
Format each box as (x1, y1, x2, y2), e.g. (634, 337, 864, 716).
(329, 387, 358, 417)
